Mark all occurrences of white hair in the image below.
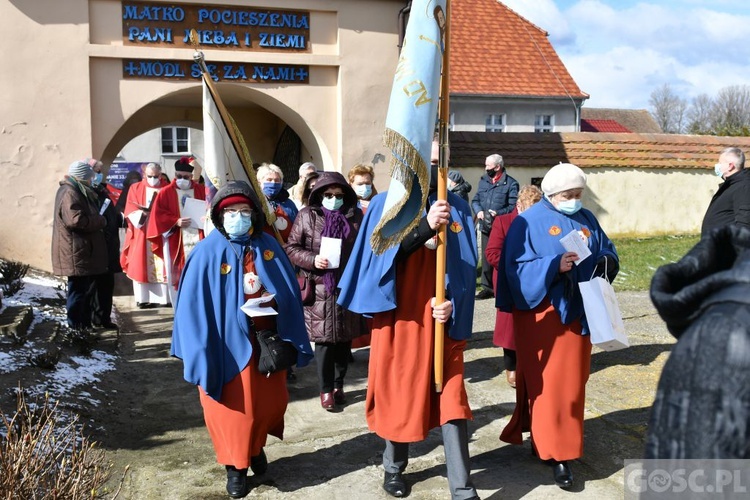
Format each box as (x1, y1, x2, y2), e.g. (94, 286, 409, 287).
(486, 154, 504, 167)
(299, 162, 316, 175)
(257, 162, 284, 181)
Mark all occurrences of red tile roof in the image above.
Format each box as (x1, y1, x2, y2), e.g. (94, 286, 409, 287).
(580, 119, 632, 133)
(449, 132, 750, 170)
(451, 0, 588, 99)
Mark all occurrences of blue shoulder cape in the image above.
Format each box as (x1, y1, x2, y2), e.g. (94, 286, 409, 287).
(171, 229, 313, 400)
(496, 198, 618, 333)
(337, 191, 477, 340)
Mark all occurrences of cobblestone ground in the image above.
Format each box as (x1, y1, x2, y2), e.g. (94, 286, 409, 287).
(96, 289, 672, 499)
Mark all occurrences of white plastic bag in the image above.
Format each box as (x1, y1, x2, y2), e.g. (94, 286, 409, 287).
(579, 276, 629, 351)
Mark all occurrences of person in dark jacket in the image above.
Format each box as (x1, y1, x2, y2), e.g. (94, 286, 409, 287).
(701, 147, 750, 236)
(257, 162, 298, 243)
(447, 170, 471, 203)
(115, 169, 143, 214)
(471, 154, 519, 299)
(51, 160, 108, 331)
(285, 171, 367, 411)
(648, 224, 750, 459)
(87, 159, 125, 330)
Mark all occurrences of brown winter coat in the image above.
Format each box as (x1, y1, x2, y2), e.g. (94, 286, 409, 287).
(284, 173, 367, 344)
(51, 178, 108, 277)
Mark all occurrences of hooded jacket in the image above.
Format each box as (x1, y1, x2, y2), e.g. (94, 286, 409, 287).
(647, 225, 750, 458)
(284, 172, 367, 343)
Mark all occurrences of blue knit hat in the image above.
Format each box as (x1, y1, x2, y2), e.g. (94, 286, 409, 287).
(68, 160, 94, 181)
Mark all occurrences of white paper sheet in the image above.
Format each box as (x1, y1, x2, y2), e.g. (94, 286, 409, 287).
(127, 209, 145, 228)
(319, 237, 342, 269)
(240, 294, 278, 317)
(181, 197, 208, 230)
(99, 198, 111, 215)
(559, 229, 592, 264)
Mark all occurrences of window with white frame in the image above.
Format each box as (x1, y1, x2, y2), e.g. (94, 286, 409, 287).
(161, 127, 189, 154)
(485, 114, 505, 132)
(534, 114, 554, 133)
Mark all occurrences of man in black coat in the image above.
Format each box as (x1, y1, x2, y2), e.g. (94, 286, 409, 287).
(701, 147, 750, 236)
(471, 154, 518, 299)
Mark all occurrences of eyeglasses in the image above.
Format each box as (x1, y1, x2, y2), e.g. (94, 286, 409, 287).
(223, 208, 253, 216)
(175, 174, 192, 180)
(323, 193, 344, 200)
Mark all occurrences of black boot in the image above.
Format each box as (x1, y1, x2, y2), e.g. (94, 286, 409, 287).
(552, 461, 573, 489)
(225, 465, 249, 498)
(383, 471, 408, 497)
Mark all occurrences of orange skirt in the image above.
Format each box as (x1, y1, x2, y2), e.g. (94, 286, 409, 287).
(365, 248, 472, 443)
(199, 355, 288, 469)
(499, 300, 591, 461)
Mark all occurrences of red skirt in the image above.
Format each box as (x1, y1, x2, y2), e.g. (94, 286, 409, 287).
(499, 300, 591, 461)
(199, 354, 288, 469)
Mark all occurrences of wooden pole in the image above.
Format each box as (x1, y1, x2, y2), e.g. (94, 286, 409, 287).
(434, 0, 450, 393)
(190, 30, 283, 244)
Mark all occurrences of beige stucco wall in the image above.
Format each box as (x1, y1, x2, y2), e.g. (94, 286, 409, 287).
(456, 165, 717, 237)
(1, 0, 402, 271)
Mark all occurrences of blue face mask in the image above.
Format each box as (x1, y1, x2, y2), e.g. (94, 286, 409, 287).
(223, 212, 253, 238)
(92, 172, 103, 187)
(557, 199, 582, 215)
(354, 184, 372, 199)
(322, 197, 344, 211)
(714, 163, 725, 177)
(262, 182, 282, 198)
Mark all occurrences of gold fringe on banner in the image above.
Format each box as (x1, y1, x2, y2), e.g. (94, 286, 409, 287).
(231, 116, 277, 226)
(370, 128, 430, 255)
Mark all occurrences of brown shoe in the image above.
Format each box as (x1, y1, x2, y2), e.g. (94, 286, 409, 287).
(506, 370, 516, 388)
(320, 392, 335, 411)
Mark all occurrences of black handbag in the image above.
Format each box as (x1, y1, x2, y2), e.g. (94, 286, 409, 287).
(255, 329, 298, 377)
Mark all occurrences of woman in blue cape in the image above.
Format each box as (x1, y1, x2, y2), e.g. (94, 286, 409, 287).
(496, 163, 618, 490)
(171, 180, 312, 498)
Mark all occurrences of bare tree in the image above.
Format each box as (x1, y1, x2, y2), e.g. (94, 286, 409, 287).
(649, 83, 687, 133)
(711, 85, 750, 136)
(686, 93, 714, 135)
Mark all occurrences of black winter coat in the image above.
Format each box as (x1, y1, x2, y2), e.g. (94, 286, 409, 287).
(701, 168, 750, 236)
(93, 183, 125, 273)
(648, 225, 750, 458)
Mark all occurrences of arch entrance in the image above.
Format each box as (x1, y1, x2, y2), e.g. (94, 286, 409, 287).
(97, 83, 329, 184)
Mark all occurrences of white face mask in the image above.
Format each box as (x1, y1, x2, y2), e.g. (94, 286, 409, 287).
(176, 178, 191, 190)
(146, 176, 161, 187)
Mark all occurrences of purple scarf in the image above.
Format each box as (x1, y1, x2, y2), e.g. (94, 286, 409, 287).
(320, 207, 351, 294)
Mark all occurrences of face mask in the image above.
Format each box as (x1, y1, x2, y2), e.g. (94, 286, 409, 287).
(91, 172, 103, 187)
(354, 184, 372, 199)
(557, 199, 582, 215)
(146, 176, 161, 187)
(322, 197, 344, 211)
(262, 182, 282, 198)
(176, 178, 191, 190)
(714, 163, 725, 177)
(223, 212, 253, 238)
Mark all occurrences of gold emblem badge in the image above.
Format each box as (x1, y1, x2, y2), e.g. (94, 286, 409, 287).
(450, 221, 462, 233)
(263, 249, 274, 261)
(549, 225, 562, 236)
(220, 263, 232, 275)
(581, 227, 591, 238)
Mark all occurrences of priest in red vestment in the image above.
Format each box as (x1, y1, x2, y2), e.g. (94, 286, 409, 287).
(120, 162, 171, 308)
(147, 157, 206, 304)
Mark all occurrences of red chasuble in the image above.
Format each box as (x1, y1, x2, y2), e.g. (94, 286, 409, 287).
(146, 180, 206, 288)
(120, 179, 166, 283)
